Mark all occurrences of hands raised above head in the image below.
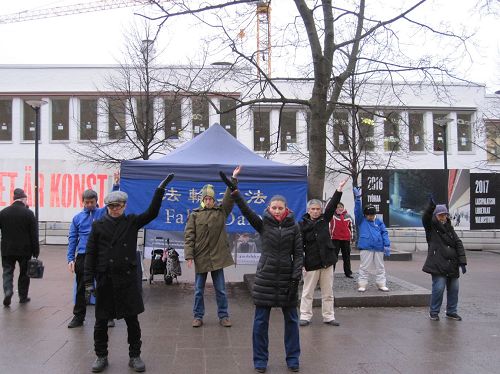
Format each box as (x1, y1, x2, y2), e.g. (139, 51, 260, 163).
(353, 186, 362, 198)
(158, 174, 175, 189)
(232, 165, 242, 179)
(337, 177, 349, 192)
(219, 171, 238, 192)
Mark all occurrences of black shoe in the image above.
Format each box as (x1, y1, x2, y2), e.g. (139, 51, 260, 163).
(3, 293, 12, 307)
(299, 319, 310, 326)
(324, 320, 340, 326)
(19, 297, 31, 304)
(107, 319, 115, 328)
(345, 274, 353, 278)
(446, 313, 462, 321)
(255, 368, 267, 373)
(429, 314, 440, 321)
(288, 366, 300, 372)
(91, 356, 108, 373)
(68, 317, 84, 328)
(129, 356, 146, 372)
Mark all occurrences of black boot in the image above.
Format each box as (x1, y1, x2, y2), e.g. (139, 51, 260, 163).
(68, 316, 84, 328)
(129, 356, 146, 372)
(91, 356, 108, 372)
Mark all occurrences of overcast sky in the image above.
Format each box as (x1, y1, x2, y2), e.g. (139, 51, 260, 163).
(0, 0, 498, 93)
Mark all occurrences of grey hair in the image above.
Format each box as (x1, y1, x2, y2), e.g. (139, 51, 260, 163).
(82, 189, 98, 201)
(307, 199, 323, 209)
(269, 194, 287, 207)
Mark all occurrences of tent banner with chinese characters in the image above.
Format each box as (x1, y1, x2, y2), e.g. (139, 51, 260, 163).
(122, 178, 307, 233)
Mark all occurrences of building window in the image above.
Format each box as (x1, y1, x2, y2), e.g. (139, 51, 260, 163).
(432, 113, 450, 152)
(0, 99, 12, 141)
(220, 99, 237, 137)
(457, 113, 472, 152)
(191, 97, 209, 137)
(408, 112, 424, 151)
(165, 97, 182, 139)
(333, 112, 350, 151)
(383, 112, 400, 152)
(485, 120, 500, 162)
(135, 97, 155, 140)
(253, 109, 270, 152)
(108, 99, 126, 140)
(80, 98, 97, 140)
(51, 98, 69, 140)
(280, 111, 297, 151)
(23, 101, 37, 141)
(358, 111, 374, 151)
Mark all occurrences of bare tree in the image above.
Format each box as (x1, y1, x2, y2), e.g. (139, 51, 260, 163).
(145, 0, 476, 197)
(69, 22, 190, 166)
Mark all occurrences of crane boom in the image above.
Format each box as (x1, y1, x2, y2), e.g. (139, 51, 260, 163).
(0, 0, 156, 24)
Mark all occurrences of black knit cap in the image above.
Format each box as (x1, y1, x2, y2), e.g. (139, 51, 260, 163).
(13, 188, 27, 200)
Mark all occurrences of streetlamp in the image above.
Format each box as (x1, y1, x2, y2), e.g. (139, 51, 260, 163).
(433, 117, 453, 170)
(25, 99, 47, 227)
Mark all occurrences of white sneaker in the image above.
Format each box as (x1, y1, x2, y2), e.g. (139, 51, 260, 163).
(378, 286, 389, 292)
(358, 286, 366, 292)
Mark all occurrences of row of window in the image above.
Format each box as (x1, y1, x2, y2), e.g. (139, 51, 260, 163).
(0, 97, 237, 142)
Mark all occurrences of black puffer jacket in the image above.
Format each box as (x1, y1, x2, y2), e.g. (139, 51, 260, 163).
(232, 192, 303, 308)
(300, 190, 342, 271)
(422, 201, 467, 278)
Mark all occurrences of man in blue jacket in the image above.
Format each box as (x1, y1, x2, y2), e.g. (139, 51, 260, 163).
(353, 187, 391, 292)
(66, 174, 119, 328)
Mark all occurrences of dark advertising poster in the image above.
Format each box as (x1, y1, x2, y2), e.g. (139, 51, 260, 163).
(470, 173, 499, 230)
(361, 170, 390, 222)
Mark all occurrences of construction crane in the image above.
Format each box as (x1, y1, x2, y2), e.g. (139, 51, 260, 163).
(256, 0, 271, 78)
(0, 0, 158, 24)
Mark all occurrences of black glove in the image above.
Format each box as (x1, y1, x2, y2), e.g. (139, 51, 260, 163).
(460, 264, 467, 274)
(428, 193, 436, 206)
(287, 279, 300, 302)
(85, 283, 95, 304)
(219, 171, 237, 192)
(158, 173, 175, 189)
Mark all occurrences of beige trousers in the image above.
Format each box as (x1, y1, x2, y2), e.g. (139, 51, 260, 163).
(299, 265, 335, 322)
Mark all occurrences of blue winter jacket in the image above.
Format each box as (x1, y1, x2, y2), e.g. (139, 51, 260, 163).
(354, 197, 390, 252)
(66, 185, 119, 263)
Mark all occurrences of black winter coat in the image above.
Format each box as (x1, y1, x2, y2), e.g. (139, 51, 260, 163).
(422, 201, 467, 278)
(299, 190, 342, 271)
(233, 192, 303, 308)
(0, 201, 39, 258)
(84, 187, 164, 319)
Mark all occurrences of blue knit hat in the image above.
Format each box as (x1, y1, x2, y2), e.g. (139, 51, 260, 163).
(433, 204, 448, 216)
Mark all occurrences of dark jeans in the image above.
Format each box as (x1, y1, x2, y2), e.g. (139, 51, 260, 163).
(193, 269, 228, 320)
(73, 254, 86, 320)
(94, 314, 142, 358)
(333, 239, 352, 276)
(2, 255, 30, 299)
(430, 275, 459, 315)
(253, 306, 300, 369)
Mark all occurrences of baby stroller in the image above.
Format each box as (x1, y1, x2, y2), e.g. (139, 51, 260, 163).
(162, 238, 182, 285)
(149, 237, 168, 284)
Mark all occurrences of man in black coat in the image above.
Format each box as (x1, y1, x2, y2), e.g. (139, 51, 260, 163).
(422, 198, 467, 322)
(0, 188, 39, 307)
(298, 178, 347, 327)
(84, 174, 173, 373)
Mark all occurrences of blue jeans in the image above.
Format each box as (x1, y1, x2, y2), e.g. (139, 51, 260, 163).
(193, 269, 228, 320)
(430, 275, 459, 315)
(253, 306, 300, 370)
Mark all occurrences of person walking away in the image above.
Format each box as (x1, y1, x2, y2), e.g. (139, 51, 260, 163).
(220, 170, 303, 373)
(84, 174, 174, 373)
(422, 197, 467, 321)
(67, 173, 119, 328)
(299, 178, 347, 327)
(353, 186, 391, 292)
(330, 201, 355, 278)
(184, 166, 240, 328)
(0, 188, 39, 306)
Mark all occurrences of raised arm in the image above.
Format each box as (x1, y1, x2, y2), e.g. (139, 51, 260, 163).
(324, 178, 348, 221)
(135, 174, 174, 228)
(220, 166, 240, 217)
(422, 195, 436, 232)
(353, 187, 363, 226)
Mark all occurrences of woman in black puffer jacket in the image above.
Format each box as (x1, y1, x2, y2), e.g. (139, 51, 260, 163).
(422, 198, 467, 322)
(221, 171, 303, 373)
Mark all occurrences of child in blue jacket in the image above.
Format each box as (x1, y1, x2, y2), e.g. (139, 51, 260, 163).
(353, 187, 391, 292)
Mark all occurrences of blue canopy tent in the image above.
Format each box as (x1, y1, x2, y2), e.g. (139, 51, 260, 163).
(120, 123, 308, 234)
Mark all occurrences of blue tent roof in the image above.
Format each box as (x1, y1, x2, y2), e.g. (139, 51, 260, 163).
(121, 124, 307, 182)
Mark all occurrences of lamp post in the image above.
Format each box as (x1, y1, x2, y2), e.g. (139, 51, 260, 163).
(434, 117, 453, 170)
(25, 100, 47, 227)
